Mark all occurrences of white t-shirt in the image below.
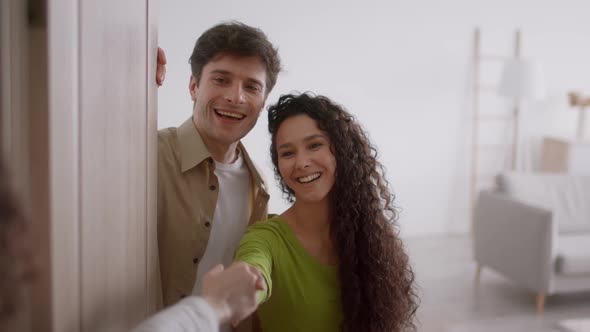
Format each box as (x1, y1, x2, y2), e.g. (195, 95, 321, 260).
(193, 151, 251, 294)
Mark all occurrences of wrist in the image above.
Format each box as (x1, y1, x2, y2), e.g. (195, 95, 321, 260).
(202, 295, 230, 324)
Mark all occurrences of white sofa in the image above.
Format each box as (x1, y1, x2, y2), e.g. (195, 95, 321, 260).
(473, 172, 590, 312)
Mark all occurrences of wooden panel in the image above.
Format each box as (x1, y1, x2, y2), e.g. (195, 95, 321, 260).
(0, 0, 10, 159)
(146, 0, 160, 314)
(4, 0, 157, 330)
(79, 0, 149, 330)
(28, 25, 52, 332)
(48, 0, 81, 331)
(0, 0, 29, 199)
(0, 1, 34, 332)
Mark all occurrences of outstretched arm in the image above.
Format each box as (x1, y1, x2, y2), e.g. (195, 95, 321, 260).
(131, 262, 264, 332)
(202, 262, 265, 326)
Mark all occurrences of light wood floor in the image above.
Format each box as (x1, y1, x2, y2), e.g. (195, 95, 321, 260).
(404, 235, 590, 332)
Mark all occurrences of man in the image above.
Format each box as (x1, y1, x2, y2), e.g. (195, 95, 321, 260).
(156, 21, 281, 329)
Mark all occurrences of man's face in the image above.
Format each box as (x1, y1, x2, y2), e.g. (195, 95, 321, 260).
(190, 54, 267, 147)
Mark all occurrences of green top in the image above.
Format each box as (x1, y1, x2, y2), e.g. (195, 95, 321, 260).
(235, 216, 342, 332)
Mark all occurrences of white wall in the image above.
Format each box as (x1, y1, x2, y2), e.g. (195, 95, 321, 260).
(158, 0, 590, 237)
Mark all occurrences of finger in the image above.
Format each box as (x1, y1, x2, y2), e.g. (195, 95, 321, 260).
(158, 71, 165, 86)
(255, 274, 265, 291)
(156, 66, 166, 86)
(206, 264, 224, 277)
(249, 267, 265, 290)
(157, 47, 167, 64)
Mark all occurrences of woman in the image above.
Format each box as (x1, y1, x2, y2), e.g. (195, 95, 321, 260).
(235, 93, 419, 332)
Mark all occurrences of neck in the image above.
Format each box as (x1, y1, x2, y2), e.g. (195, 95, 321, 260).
(193, 121, 239, 164)
(206, 140, 239, 164)
(288, 197, 331, 238)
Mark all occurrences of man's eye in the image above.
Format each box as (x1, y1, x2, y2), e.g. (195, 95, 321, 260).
(213, 77, 226, 84)
(246, 84, 261, 92)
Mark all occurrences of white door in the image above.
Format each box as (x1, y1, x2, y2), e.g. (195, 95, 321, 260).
(1, 0, 159, 331)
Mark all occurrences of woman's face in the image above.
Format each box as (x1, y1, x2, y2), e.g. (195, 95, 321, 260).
(275, 114, 336, 203)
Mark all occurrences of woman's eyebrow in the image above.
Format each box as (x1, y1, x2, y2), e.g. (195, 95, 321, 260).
(278, 134, 326, 150)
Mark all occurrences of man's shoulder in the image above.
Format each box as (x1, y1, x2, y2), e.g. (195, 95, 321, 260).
(238, 144, 268, 189)
(158, 127, 177, 146)
(158, 127, 179, 156)
(157, 127, 182, 176)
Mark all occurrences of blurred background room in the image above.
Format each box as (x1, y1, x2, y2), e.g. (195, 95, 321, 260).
(1, 0, 589, 331)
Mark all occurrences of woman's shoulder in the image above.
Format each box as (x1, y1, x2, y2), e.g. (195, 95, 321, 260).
(244, 215, 291, 239)
(249, 215, 286, 231)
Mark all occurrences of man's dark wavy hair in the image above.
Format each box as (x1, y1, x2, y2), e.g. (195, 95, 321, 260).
(268, 93, 419, 332)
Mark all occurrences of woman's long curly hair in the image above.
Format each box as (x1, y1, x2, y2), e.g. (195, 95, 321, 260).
(268, 93, 419, 332)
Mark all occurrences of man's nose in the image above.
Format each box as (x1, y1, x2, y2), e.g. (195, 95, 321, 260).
(224, 83, 246, 104)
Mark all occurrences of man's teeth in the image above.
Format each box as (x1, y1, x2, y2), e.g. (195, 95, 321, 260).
(298, 173, 321, 183)
(216, 110, 244, 119)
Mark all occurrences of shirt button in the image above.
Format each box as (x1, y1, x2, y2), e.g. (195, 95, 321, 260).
(204, 221, 211, 228)
(193, 257, 199, 264)
(209, 185, 216, 191)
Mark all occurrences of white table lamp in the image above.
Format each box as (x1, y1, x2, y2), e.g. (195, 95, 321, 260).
(498, 58, 546, 169)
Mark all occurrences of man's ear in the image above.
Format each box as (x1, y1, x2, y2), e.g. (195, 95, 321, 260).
(189, 75, 198, 101)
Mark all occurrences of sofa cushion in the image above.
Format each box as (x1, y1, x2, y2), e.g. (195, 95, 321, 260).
(497, 173, 590, 233)
(555, 234, 590, 276)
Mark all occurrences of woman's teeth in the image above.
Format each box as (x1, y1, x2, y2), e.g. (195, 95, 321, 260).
(298, 173, 321, 183)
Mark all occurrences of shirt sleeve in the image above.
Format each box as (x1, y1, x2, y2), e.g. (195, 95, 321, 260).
(234, 224, 275, 304)
(131, 296, 219, 332)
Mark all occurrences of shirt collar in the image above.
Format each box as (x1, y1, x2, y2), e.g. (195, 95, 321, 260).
(176, 117, 267, 191)
(239, 141, 267, 189)
(177, 117, 211, 173)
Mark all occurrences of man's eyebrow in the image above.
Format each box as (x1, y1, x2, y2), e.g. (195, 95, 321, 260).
(278, 134, 326, 150)
(209, 69, 231, 76)
(246, 77, 264, 87)
(209, 69, 264, 87)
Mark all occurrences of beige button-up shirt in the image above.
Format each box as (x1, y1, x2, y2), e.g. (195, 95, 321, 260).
(157, 117, 269, 307)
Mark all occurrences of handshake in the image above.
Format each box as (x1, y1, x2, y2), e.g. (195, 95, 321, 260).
(133, 262, 265, 332)
(202, 262, 266, 327)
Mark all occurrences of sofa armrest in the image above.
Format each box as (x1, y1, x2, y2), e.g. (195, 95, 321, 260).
(474, 190, 555, 293)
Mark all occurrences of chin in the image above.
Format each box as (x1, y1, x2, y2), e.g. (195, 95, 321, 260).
(295, 192, 330, 204)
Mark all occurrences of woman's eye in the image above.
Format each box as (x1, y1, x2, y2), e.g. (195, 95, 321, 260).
(280, 151, 294, 158)
(309, 142, 323, 149)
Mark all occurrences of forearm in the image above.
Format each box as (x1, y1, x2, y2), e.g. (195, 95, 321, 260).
(234, 235, 273, 304)
(131, 297, 219, 332)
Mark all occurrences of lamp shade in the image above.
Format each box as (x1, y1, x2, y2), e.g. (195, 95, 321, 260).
(498, 59, 546, 100)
